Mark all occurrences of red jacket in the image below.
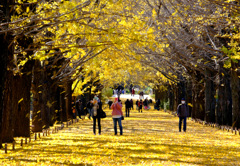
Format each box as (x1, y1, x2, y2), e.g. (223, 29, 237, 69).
(111, 102, 123, 116)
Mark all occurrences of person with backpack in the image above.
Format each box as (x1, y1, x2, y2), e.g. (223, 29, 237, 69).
(177, 98, 189, 132)
(111, 98, 123, 135)
(92, 96, 102, 135)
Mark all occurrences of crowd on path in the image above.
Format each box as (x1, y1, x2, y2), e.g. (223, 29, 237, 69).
(73, 94, 190, 136)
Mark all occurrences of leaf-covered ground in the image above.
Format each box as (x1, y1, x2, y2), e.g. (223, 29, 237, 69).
(1, 108, 240, 166)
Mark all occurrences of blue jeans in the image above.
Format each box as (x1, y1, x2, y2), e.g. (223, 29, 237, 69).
(87, 108, 92, 118)
(113, 118, 123, 135)
(179, 117, 187, 132)
(93, 117, 101, 134)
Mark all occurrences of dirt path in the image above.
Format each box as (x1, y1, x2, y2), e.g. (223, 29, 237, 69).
(1, 108, 240, 165)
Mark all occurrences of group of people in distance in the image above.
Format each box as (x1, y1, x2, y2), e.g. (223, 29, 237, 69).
(135, 98, 152, 113)
(74, 96, 190, 136)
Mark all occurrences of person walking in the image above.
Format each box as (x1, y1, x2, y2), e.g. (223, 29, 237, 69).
(75, 99, 82, 119)
(143, 98, 149, 110)
(155, 99, 160, 111)
(125, 99, 131, 117)
(111, 98, 123, 135)
(136, 100, 139, 111)
(132, 88, 135, 97)
(138, 99, 143, 113)
(130, 99, 133, 110)
(92, 96, 102, 135)
(177, 98, 189, 132)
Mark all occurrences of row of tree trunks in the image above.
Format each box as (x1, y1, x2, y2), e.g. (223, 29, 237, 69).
(32, 59, 72, 131)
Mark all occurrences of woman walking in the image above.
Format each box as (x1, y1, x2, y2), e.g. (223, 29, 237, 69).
(111, 98, 123, 135)
(92, 96, 102, 135)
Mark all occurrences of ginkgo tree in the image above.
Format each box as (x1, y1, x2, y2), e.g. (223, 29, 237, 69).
(1, 0, 240, 149)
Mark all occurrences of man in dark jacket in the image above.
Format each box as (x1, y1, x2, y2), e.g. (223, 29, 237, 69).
(125, 99, 131, 117)
(177, 98, 189, 132)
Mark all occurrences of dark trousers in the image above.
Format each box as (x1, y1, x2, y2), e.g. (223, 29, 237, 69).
(126, 108, 130, 117)
(113, 118, 123, 135)
(93, 117, 101, 134)
(179, 117, 187, 132)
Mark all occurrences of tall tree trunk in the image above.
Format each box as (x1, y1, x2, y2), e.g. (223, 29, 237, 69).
(186, 80, 193, 117)
(32, 60, 43, 132)
(0, 34, 8, 148)
(1, 70, 15, 143)
(231, 61, 240, 128)
(173, 84, 178, 112)
(55, 87, 62, 123)
(41, 71, 51, 129)
(168, 85, 174, 111)
(192, 72, 205, 120)
(215, 65, 232, 125)
(60, 87, 68, 122)
(65, 81, 73, 120)
(205, 69, 215, 123)
(13, 60, 34, 137)
(0, 0, 15, 148)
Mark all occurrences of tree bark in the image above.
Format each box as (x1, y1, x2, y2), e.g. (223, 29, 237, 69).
(65, 81, 73, 120)
(32, 60, 43, 132)
(204, 69, 215, 123)
(192, 72, 205, 120)
(1, 69, 15, 143)
(60, 87, 68, 122)
(168, 85, 174, 111)
(215, 65, 232, 125)
(231, 61, 240, 128)
(0, 0, 15, 148)
(13, 60, 34, 137)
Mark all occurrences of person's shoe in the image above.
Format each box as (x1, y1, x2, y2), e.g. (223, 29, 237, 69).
(94, 133, 96, 135)
(98, 133, 101, 135)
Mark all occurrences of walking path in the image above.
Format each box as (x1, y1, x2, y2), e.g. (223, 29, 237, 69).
(1, 108, 240, 165)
